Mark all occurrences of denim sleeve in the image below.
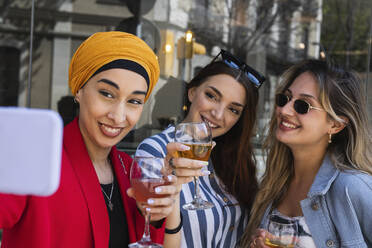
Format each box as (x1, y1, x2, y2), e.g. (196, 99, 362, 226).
(330, 172, 372, 246)
(346, 173, 372, 245)
(0, 193, 27, 228)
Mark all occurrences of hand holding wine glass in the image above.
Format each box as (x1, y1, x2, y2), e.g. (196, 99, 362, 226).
(174, 122, 214, 211)
(128, 156, 176, 248)
(263, 214, 299, 248)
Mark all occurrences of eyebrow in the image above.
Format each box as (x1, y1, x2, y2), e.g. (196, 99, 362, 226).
(133, 90, 147, 96)
(98, 78, 119, 90)
(98, 78, 147, 96)
(208, 86, 245, 108)
(285, 89, 317, 100)
(208, 86, 222, 97)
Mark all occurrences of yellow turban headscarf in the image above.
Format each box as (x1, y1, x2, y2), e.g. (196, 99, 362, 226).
(68, 31, 159, 101)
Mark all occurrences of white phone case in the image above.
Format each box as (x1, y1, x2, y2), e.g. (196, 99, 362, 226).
(0, 107, 63, 196)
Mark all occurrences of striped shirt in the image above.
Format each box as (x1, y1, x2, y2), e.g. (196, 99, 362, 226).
(136, 126, 248, 248)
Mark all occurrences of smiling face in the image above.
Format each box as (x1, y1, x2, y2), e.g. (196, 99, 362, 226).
(75, 68, 147, 153)
(275, 72, 334, 150)
(185, 74, 247, 138)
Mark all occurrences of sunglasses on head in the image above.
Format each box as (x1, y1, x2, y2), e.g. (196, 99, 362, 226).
(212, 49, 266, 89)
(275, 93, 324, 114)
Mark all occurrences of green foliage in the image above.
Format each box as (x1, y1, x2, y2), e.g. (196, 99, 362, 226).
(321, 0, 372, 71)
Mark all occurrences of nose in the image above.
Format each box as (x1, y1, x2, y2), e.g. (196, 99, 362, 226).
(211, 104, 224, 120)
(107, 103, 126, 124)
(279, 98, 296, 116)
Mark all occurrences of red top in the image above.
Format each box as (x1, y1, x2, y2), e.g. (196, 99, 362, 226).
(0, 118, 165, 248)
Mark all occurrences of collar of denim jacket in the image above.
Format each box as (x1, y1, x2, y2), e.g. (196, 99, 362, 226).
(307, 155, 340, 197)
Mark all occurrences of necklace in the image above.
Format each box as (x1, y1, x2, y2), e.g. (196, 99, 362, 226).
(100, 155, 126, 211)
(101, 158, 114, 211)
(101, 178, 114, 211)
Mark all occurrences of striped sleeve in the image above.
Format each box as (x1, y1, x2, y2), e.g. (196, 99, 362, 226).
(135, 126, 174, 158)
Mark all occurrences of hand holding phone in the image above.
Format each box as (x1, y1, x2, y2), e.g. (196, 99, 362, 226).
(0, 107, 63, 196)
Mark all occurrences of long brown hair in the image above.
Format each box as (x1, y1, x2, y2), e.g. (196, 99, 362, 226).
(239, 59, 372, 246)
(185, 61, 260, 210)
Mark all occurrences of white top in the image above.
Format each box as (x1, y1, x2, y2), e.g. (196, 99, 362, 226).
(271, 209, 316, 248)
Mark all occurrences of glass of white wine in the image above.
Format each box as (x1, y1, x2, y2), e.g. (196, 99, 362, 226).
(174, 122, 214, 210)
(264, 214, 298, 248)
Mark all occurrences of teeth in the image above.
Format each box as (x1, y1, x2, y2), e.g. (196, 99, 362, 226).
(282, 121, 296, 129)
(205, 119, 218, 128)
(102, 124, 121, 134)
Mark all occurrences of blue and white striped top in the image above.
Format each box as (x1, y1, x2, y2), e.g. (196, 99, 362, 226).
(136, 126, 248, 248)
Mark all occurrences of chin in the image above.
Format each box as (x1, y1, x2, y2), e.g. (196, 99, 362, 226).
(98, 141, 117, 149)
(276, 133, 288, 144)
(211, 129, 224, 139)
(98, 135, 124, 149)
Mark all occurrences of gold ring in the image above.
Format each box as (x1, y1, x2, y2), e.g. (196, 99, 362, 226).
(253, 238, 258, 246)
(169, 157, 175, 168)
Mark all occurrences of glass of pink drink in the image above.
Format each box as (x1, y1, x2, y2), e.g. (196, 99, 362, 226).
(129, 156, 170, 248)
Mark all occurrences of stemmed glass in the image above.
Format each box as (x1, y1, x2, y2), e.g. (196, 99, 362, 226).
(174, 122, 214, 210)
(129, 156, 170, 248)
(264, 214, 299, 248)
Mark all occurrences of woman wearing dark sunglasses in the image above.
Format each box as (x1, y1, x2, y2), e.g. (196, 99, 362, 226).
(136, 50, 265, 247)
(239, 59, 372, 248)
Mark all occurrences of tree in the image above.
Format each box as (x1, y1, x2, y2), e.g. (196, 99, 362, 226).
(321, 0, 372, 71)
(188, 0, 308, 63)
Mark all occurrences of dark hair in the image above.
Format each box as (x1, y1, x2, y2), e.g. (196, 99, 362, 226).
(185, 61, 259, 210)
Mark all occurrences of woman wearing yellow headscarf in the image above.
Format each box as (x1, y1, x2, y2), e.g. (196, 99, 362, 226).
(0, 31, 178, 248)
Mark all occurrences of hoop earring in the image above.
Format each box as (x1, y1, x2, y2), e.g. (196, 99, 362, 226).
(328, 133, 332, 144)
(73, 97, 77, 104)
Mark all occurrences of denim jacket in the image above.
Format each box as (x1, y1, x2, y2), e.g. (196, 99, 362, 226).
(260, 156, 372, 248)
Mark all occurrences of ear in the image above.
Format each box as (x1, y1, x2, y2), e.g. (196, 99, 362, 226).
(187, 87, 196, 103)
(329, 116, 348, 135)
(75, 90, 82, 103)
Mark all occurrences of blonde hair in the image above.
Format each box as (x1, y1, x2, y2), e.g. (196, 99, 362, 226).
(239, 59, 372, 246)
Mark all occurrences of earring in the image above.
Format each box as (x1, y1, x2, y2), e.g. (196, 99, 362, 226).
(73, 97, 77, 104)
(328, 133, 332, 144)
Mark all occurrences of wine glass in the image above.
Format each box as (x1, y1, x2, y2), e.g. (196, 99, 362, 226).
(129, 156, 170, 248)
(174, 122, 214, 210)
(264, 214, 299, 248)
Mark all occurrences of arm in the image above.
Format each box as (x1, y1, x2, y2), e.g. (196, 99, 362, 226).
(135, 136, 167, 158)
(161, 142, 210, 248)
(134, 135, 208, 247)
(127, 135, 180, 244)
(163, 195, 181, 248)
(347, 174, 372, 245)
(0, 193, 27, 229)
(329, 172, 372, 245)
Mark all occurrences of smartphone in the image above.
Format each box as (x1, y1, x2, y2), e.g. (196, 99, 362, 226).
(0, 107, 63, 196)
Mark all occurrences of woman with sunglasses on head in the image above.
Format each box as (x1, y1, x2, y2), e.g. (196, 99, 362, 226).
(0, 31, 178, 248)
(136, 50, 265, 247)
(239, 59, 372, 248)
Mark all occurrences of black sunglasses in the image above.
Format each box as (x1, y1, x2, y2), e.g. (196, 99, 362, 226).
(211, 49, 266, 89)
(276, 93, 323, 114)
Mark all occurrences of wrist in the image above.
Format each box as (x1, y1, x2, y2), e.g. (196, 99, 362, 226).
(165, 212, 183, 234)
